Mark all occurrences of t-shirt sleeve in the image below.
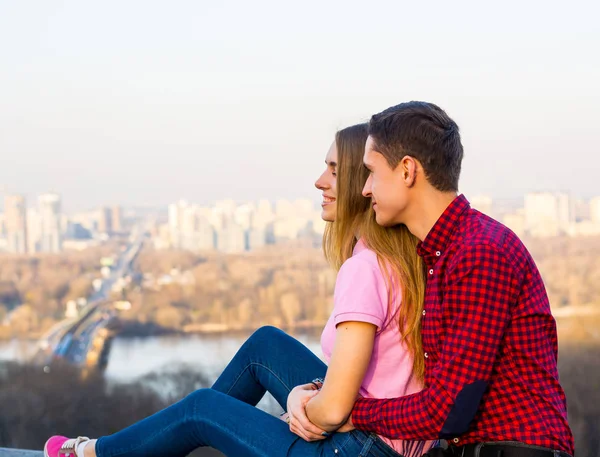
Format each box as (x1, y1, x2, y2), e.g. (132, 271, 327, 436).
(332, 255, 389, 331)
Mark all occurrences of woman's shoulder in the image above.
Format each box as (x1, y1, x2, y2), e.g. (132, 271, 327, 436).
(339, 243, 383, 278)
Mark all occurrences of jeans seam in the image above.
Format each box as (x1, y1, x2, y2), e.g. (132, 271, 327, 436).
(225, 362, 292, 397)
(191, 390, 268, 456)
(99, 418, 185, 457)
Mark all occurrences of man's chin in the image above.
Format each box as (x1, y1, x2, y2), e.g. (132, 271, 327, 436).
(375, 213, 394, 227)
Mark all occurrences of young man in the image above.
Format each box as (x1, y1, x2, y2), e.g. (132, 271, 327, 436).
(347, 101, 574, 456)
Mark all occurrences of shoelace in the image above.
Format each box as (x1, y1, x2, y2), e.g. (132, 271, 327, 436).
(59, 436, 90, 456)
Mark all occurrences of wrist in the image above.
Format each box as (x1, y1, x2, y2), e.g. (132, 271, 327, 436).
(310, 377, 324, 390)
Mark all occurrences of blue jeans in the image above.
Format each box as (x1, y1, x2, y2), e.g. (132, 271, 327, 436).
(96, 326, 403, 457)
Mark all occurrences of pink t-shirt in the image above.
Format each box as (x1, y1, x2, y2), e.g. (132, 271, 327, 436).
(320, 239, 433, 457)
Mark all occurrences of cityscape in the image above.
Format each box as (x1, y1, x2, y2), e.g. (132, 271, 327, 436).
(2, 191, 600, 257)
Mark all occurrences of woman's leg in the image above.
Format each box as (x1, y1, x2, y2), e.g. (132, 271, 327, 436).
(95, 388, 352, 457)
(95, 389, 297, 457)
(91, 327, 329, 457)
(48, 326, 372, 457)
(211, 326, 327, 408)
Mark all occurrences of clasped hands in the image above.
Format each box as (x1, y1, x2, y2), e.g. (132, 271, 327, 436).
(281, 384, 354, 442)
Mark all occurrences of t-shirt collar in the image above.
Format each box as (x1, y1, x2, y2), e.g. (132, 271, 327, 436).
(353, 238, 367, 255)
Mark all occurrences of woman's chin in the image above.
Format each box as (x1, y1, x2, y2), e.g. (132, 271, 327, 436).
(321, 209, 336, 223)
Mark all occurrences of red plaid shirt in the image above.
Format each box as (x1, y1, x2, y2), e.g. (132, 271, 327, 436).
(352, 195, 574, 454)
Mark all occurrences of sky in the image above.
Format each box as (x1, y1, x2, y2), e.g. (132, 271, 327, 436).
(0, 0, 599, 212)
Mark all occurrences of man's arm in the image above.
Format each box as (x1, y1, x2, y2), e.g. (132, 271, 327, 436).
(351, 244, 519, 440)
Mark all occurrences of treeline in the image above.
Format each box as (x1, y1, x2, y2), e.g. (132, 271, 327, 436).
(118, 242, 337, 334)
(2, 236, 600, 339)
(0, 244, 118, 339)
(524, 236, 600, 308)
(117, 237, 600, 335)
(0, 361, 223, 456)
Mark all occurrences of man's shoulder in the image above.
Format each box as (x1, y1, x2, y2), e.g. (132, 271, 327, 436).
(455, 209, 532, 270)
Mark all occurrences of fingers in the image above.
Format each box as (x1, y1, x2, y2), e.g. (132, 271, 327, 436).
(289, 421, 326, 442)
(295, 411, 327, 438)
(286, 388, 327, 442)
(288, 407, 327, 442)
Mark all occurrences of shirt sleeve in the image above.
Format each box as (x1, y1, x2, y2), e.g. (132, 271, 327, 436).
(333, 255, 389, 331)
(351, 243, 519, 440)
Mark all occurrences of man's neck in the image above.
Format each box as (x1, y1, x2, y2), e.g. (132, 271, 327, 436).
(406, 190, 458, 242)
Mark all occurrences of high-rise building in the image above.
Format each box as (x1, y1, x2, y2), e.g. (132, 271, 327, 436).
(524, 192, 572, 238)
(4, 195, 28, 254)
(168, 200, 187, 248)
(112, 206, 123, 232)
(39, 193, 62, 253)
(98, 207, 113, 234)
(194, 215, 215, 251)
(217, 218, 245, 253)
(248, 226, 267, 251)
(26, 208, 41, 253)
(234, 203, 255, 231)
(254, 199, 274, 229)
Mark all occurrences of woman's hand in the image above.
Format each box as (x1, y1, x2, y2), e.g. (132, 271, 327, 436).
(286, 385, 328, 442)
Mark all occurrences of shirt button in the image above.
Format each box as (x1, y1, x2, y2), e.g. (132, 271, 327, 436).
(436, 251, 441, 257)
(453, 438, 459, 444)
(422, 310, 426, 316)
(424, 352, 429, 358)
(429, 269, 434, 275)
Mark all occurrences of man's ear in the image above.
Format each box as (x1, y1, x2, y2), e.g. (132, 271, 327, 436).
(400, 156, 417, 188)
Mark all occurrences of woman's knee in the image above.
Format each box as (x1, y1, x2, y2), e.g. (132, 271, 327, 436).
(184, 388, 220, 412)
(247, 325, 287, 347)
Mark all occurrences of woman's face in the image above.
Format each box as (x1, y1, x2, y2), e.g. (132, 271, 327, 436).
(314, 140, 338, 222)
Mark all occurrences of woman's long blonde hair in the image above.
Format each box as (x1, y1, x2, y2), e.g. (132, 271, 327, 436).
(323, 123, 426, 381)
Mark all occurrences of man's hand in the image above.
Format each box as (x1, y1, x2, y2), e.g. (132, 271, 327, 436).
(286, 385, 328, 441)
(336, 415, 355, 433)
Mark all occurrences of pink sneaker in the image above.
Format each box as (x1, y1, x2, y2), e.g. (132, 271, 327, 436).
(44, 435, 90, 457)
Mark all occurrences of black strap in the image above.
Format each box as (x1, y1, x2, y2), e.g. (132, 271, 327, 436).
(451, 442, 572, 457)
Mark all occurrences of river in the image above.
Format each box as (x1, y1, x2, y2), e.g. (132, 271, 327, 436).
(0, 329, 324, 383)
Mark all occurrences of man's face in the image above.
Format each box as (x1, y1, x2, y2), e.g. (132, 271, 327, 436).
(362, 136, 408, 226)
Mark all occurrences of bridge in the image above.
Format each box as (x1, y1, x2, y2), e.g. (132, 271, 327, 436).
(31, 230, 145, 373)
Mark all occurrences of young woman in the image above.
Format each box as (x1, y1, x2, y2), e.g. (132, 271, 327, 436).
(44, 123, 433, 457)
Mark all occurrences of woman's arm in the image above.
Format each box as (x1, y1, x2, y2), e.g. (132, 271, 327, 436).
(305, 320, 376, 431)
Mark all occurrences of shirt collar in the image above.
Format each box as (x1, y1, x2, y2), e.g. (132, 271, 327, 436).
(353, 238, 367, 255)
(417, 194, 470, 258)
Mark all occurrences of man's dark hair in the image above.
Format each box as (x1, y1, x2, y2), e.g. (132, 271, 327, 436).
(368, 101, 463, 192)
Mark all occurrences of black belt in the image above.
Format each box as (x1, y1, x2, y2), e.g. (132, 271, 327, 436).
(446, 442, 572, 457)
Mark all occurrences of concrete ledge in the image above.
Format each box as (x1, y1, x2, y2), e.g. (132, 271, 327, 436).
(0, 448, 223, 456)
(0, 449, 43, 457)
